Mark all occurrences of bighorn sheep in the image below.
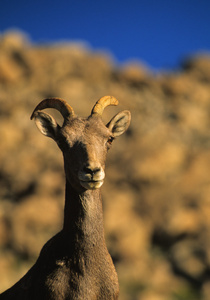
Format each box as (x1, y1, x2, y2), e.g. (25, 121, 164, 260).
(0, 96, 131, 299)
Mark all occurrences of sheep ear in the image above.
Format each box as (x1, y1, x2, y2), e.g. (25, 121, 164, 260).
(33, 111, 59, 139)
(107, 110, 131, 137)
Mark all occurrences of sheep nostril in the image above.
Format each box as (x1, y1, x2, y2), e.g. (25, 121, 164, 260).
(83, 167, 93, 174)
(92, 168, 101, 174)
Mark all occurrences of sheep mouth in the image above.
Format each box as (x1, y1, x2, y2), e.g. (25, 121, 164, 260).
(80, 179, 104, 190)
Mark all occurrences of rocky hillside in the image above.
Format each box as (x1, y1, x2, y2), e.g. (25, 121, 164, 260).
(1, 31, 210, 300)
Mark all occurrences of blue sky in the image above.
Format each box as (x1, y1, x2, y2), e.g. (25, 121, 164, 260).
(1, 0, 210, 70)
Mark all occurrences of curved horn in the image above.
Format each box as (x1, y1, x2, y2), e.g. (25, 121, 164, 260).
(30, 97, 75, 120)
(91, 95, 119, 116)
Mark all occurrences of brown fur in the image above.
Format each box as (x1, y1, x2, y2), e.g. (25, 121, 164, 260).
(0, 98, 131, 300)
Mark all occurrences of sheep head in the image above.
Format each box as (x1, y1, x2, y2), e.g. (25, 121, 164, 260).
(31, 96, 131, 192)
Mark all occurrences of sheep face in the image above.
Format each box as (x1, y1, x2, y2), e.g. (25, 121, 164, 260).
(60, 116, 110, 191)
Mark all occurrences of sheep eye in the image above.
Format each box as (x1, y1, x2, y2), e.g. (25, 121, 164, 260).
(107, 136, 114, 145)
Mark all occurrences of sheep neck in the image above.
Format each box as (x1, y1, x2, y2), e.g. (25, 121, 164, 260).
(63, 179, 105, 247)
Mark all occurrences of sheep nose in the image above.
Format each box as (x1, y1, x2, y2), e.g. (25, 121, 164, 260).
(79, 163, 105, 183)
(83, 165, 101, 175)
